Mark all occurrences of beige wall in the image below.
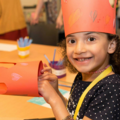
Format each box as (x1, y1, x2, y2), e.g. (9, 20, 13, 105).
(20, 0, 38, 6)
(20, 0, 61, 7)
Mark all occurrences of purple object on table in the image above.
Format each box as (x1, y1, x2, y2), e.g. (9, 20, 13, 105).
(49, 61, 66, 78)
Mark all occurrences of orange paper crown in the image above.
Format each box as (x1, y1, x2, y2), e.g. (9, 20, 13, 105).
(0, 61, 43, 97)
(61, 0, 117, 37)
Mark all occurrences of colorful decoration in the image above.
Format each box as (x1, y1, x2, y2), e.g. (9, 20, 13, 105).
(105, 15, 111, 24)
(61, 0, 117, 37)
(90, 11, 98, 22)
(68, 9, 81, 27)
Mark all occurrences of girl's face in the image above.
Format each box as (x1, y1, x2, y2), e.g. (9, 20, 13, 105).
(66, 32, 115, 73)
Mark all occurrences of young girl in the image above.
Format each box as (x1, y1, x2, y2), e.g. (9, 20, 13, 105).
(38, 0, 120, 120)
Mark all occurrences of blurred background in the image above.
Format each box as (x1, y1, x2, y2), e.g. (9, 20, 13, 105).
(1, 0, 120, 46)
(21, 0, 65, 46)
(116, 0, 120, 36)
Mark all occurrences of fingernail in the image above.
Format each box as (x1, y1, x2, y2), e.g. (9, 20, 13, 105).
(41, 70, 44, 73)
(43, 63, 47, 67)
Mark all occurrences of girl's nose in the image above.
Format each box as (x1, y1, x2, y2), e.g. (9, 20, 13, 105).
(74, 41, 86, 54)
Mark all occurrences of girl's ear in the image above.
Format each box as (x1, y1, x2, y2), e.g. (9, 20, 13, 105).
(108, 40, 117, 54)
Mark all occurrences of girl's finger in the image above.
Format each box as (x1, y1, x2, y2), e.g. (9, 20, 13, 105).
(39, 75, 56, 82)
(38, 72, 56, 81)
(38, 72, 50, 79)
(43, 63, 48, 67)
(41, 67, 52, 73)
(40, 75, 56, 81)
(38, 73, 57, 82)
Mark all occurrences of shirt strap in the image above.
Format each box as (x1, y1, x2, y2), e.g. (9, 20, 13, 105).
(73, 66, 112, 120)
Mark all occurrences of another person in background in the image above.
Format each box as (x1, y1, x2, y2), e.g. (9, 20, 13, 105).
(0, 0, 28, 41)
(56, 7, 63, 29)
(30, 0, 63, 29)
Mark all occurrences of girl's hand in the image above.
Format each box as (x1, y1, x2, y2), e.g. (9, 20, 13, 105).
(38, 63, 59, 94)
(38, 80, 58, 104)
(38, 64, 70, 119)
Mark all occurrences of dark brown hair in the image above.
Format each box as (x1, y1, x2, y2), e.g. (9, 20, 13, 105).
(107, 34, 120, 74)
(59, 33, 120, 74)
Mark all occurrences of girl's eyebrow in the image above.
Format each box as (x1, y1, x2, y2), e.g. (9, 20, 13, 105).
(66, 32, 99, 38)
(84, 32, 99, 35)
(66, 34, 74, 38)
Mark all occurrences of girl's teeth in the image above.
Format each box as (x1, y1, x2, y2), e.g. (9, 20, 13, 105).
(78, 58, 89, 61)
(80, 59, 84, 61)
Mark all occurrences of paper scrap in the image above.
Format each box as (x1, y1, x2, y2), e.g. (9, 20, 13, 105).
(28, 89, 70, 109)
(0, 43, 17, 52)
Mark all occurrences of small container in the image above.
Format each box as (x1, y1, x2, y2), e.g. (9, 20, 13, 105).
(49, 61, 66, 78)
(17, 46, 30, 58)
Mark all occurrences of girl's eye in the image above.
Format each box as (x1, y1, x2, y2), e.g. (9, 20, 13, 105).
(68, 39, 76, 44)
(87, 37, 96, 42)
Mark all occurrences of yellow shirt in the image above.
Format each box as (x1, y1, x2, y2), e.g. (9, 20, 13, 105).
(0, 0, 26, 34)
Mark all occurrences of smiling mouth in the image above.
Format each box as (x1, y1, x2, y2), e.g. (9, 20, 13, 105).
(75, 57, 93, 62)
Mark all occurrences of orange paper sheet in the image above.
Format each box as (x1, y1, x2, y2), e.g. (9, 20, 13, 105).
(0, 61, 43, 97)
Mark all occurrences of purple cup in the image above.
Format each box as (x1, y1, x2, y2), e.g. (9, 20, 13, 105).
(49, 61, 66, 78)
